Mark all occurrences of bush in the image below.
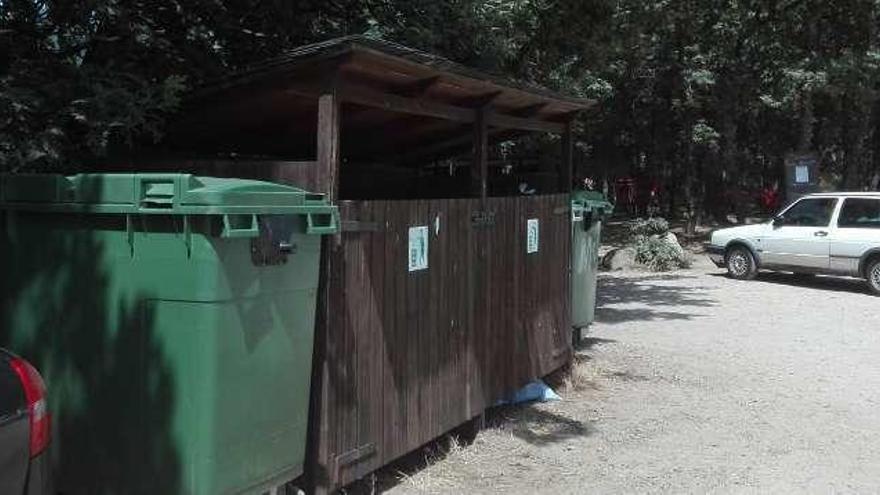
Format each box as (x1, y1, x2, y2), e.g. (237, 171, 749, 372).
(633, 234, 689, 272)
(626, 217, 670, 238)
(620, 216, 690, 271)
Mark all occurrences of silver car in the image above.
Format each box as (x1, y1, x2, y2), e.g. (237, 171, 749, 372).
(707, 192, 880, 294)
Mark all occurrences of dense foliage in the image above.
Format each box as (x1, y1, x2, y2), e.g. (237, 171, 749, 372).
(625, 217, 691, 271)
(3, 1, 880, 216)
(634, 234, 691, 272)
(626, 217, 671, 238)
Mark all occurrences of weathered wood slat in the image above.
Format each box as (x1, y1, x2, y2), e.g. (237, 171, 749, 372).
(353, 200, 373, 481)
(339, 202, 358, 482)
(367, 201, 386, 481)
(453, 198, 471, 422)
(381, 201, 400, 466)
(426, 200, 440, 443)
(393, 202, 409, 460)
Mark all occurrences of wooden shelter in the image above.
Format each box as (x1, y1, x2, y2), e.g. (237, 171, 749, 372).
(130, 36, 594, 492)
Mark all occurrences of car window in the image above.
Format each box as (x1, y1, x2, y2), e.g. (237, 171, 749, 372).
(782, 198, 837, 227)
(838, 198, 880, 228)
(0, 359, 24, 419)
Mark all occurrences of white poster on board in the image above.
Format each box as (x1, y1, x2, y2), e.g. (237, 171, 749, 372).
(795, 164, 809, 184)
(526, 218, 539, 254)
(408, 226, 429, 271)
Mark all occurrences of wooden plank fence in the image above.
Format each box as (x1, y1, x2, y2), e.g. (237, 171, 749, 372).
(310, 193, 572, 491)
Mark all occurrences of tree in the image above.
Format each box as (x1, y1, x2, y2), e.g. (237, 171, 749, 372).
(4, 0, 880, 213)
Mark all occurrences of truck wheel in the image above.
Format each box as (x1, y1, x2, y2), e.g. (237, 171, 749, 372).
(866, 258, 880, 295)
(726, 246, 757, 280)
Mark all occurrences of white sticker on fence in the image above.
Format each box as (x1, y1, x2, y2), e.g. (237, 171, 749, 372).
(408, 226, 429, 271)
(526, 218, 539, 254)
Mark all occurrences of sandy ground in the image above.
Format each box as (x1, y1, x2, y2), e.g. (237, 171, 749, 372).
(383, 257, 880, 494)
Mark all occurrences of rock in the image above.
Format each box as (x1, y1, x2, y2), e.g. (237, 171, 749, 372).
(662, 232, 685, 257)
(602, 247, 637, 271)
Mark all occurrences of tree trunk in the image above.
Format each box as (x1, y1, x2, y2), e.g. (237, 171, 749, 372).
(843, 91, 874, 190)
(797, 91, 815, 153)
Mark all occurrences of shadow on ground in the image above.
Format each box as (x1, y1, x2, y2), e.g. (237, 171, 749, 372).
(347, 419, 485, 494)
(495, 405, 592, 446)
(740, 272, 869, 295)
(594, 273, 718, 324)
(348, 401, 593, 493)
(575, 337, 617, 352)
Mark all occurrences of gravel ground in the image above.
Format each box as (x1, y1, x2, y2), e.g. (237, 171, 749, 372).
(384, 258, 880, 494)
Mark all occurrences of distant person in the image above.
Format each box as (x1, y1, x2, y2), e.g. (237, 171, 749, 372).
(760, 182, 780, 214)
(615, 177, 637, 216)
(646, 178, 662, 217)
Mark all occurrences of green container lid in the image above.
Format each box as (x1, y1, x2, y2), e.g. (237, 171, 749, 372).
(0, 173, 339, 236)
(0, 173, 333, 215)
(572, 190, 613, 213)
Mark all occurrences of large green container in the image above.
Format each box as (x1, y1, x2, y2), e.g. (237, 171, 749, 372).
(0, 174, 338, 495)
(571, 191, 612, 341)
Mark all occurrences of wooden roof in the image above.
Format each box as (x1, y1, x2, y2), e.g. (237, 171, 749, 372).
(166, 36, 594, 162)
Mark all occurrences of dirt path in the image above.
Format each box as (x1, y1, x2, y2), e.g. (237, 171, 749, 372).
(385, 259, 880, 494)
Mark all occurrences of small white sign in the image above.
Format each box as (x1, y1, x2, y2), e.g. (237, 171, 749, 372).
(408, 226, 429, 271)
(795, 164, 810, 184)
(526, 218, 539, 254)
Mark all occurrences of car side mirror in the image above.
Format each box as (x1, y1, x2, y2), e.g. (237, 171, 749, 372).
(772, 215, 785, 227)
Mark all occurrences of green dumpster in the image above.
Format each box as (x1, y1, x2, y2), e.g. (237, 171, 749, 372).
(0, 173, 338, 495)
(571, 191, 612, 343)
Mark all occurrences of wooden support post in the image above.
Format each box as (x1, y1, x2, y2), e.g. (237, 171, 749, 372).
(309, 87, 342, 495)
(559, 119, 574, 193)
(316, 91, 341, 200)
(472, 107, 488, 201)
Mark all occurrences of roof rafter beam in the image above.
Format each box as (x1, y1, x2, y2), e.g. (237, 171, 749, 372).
(338, 81, 475, 123)
(486, 113, 564, 133)
(511, 102, 548, 117)
(336, 81, 565, 133)
(397, 76, 441, 97)
(457, 91, 503, 108)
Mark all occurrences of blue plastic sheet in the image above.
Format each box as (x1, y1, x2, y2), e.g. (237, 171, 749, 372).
(495, 379, 561, 406)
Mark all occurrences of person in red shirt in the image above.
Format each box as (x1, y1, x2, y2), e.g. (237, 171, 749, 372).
(760, 182, 780, 214)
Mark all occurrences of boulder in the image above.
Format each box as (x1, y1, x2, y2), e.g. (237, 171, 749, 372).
(602, 247, 637, 271)
(662, 232, 685, 257)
